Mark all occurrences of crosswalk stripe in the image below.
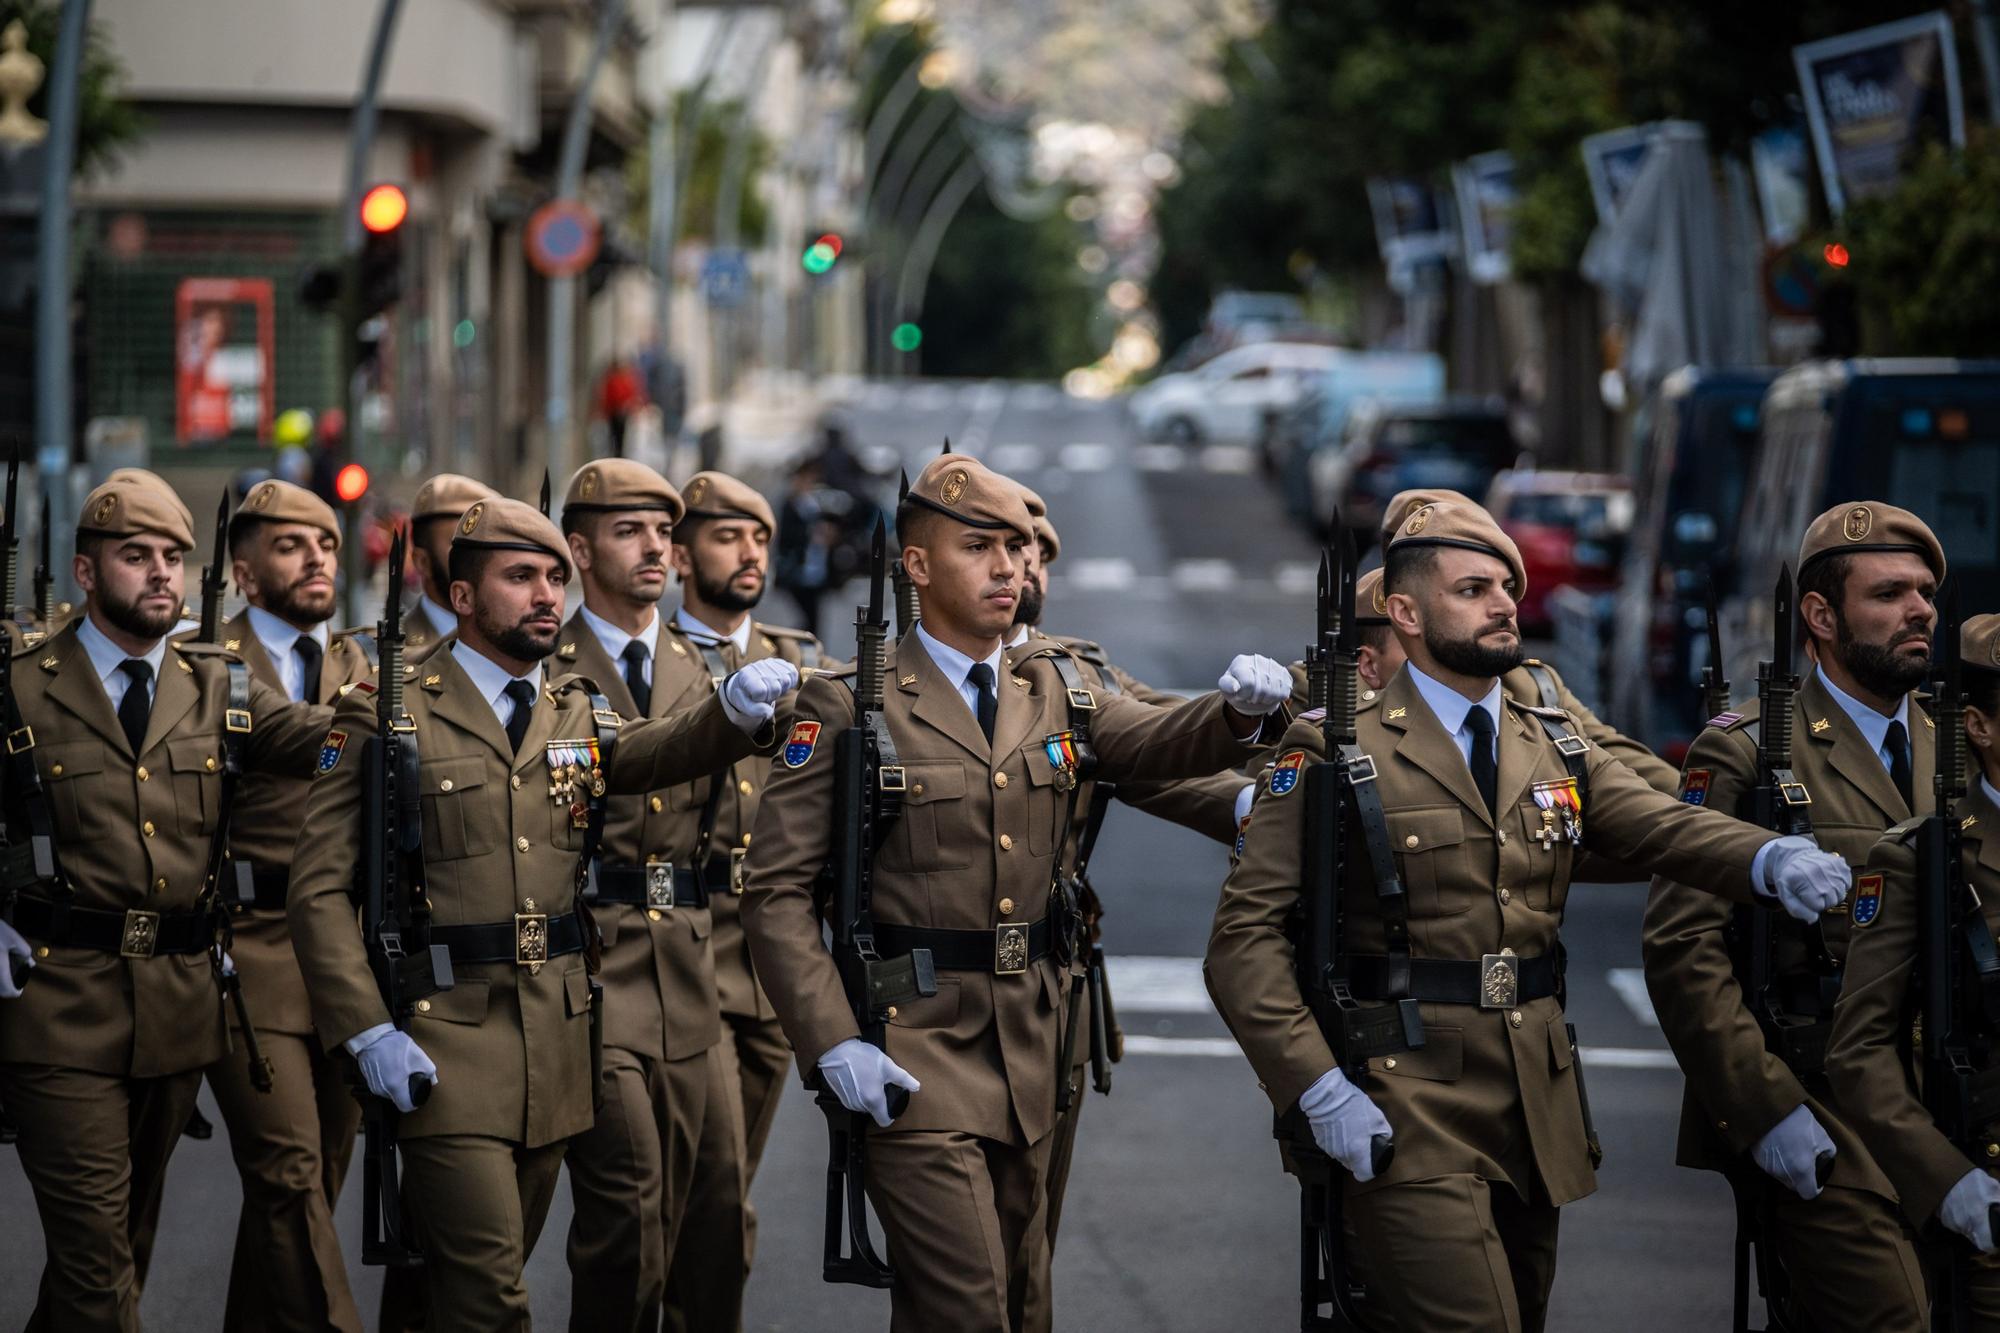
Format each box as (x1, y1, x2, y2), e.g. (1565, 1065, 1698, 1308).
(1198, 444, 1256, 474)
(1606, 967, 1660, 1027)
(1273, 561, 1318, 596)
(987, 442, 1046, 474)
(1066, 557, 1138, 592)
(1057, 442, 1115, 472)
(1170, 559, 1237, 592)
(1134, 444, 1184, 472)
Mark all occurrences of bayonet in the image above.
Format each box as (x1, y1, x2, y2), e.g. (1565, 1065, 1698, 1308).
(1, 458, 17, 627)
(32, 496, 51, 629)
(199, 493, 230, 644)
(892, 471, 918, 637)
(538, 470, 552, 517)
(1700, 576, 1730, 723)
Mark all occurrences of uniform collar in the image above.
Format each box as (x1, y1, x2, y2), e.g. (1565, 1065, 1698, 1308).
(1985, 775, 2000, 812)
(581, 601, 660, 664)
(914, 619, 1003, 692)
(675, 606, 751, 657)
(1405, 661, 1502, 742)
(1815, 663, 1910, 761)
(1006, 624, 1033, 649)
(419, 593, 457, 635)
(246, 604, 328, 661)
(449, 640, 540, 721)
(75, 610, 166, 690)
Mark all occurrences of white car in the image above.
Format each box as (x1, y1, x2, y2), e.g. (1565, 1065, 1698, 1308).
(1127, 342, 1345, 446)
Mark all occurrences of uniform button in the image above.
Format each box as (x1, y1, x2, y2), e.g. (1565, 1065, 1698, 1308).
(999, 834, 1013, 851)
(886, 1006, 899, 1020)
(741, 833, 752, 847)
(911, 783, 924, 797)
(440, 778, 454, 792)
(738, 779, 753, 795)
(1498, 888, 1512, 905)
(516, 836, 530, 853)
(650, 796, 663, 813)
(205, 757, 217, 771)
(999, 897, 1015, 915)
(1404, 834, 1419, 849)
(34, 945, 49, 959)
(136, 766, 149, 782)
(142, 820, 155, 838)
(1987, 1143, 2000, 1159)
(155, 878, 167, 891)
(994, 772, 1008, 789)
(1496, 830, 1507, 846)
(416, 999, 431, 1013)
(511, 775, 522, 790)
(647, 909, 663, 922)
(1384, 1057, 1398, 1070)
(1362, 689, 1376, 701)
(1508, 1010, 1523, 1028)
(49, 763, 61, 777)
(1718, 1120, 1729, 1132)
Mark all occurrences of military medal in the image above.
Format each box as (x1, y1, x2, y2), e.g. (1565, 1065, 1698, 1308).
(546, 738, 604, 815)
(1531, 778, 1584, 845)
(1043, 731, 1082, 793)
(1536, 808, 1559, 851)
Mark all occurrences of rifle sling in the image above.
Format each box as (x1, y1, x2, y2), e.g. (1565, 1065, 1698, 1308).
(0, 687, 66, 916)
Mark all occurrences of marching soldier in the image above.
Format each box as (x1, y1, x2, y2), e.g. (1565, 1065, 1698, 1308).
(287, 497, 793, 1331)
(1642, 502, 1942, 1329)
(741, 453, 1294, 1331)
(404, 473, 499, 653)
(1830, 614, 2000, 1318)
(204, 480, 379, 1332)
(1206, 501, 1853, 1333)
(0, 476, 333, 1330)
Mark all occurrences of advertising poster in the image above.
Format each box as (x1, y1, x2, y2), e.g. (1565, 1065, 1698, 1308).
(1793, 10, 1965, 215)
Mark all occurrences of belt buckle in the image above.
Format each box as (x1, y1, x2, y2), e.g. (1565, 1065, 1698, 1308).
(645, 860, 675, 911)
(994, 923, 1029, 976)
(730, 846, 748, 896)
(515, 900, 549, 974)
(120, 909, 161, 959)
(224, 708, 253, 734)
(1479, 950, 1519, 1010)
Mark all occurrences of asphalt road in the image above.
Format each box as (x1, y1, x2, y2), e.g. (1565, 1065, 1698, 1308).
(1, 380, 1748, 1330)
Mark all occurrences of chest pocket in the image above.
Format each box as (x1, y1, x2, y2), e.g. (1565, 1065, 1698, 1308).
(167, 738, 221, 836)
(39, 742, 105, 840)
(889, 762, 970, 871)
(419, 757, 495, 862)
(1512, 800, 1576, 912)
(1387, 807, 1469, 917)
(1019, 743, 1068, 856)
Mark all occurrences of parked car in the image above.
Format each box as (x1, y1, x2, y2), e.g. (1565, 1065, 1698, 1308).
(1605, 366, 1776, 763)
(1206, 289, 1308, 335)
(1264, 351, 1445, 525)
(1725, 358, 2000, 692)
(1126, 341, 1345, 446)
(1313, 397, 1519, 545)
(1486, 470, 1633, 635)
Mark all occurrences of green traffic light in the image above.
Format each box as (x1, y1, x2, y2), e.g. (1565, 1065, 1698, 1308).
(802, 241, 837, 275)
(891, 322, 923, 352)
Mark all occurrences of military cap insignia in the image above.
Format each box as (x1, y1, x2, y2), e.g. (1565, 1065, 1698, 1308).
(1269, 750, 1306, 796)
(1372, 584, 1388, 615)
(461, 502, 484, 535)
(1843, 505, 1872, 541)
(941, 469, 968, 505)
(1851, 873, 1883, 927)
(249, 483, 274, 511)
(783, 720, 822, 768)
(1404, 505, 1432, 534)
(92, 495, 117, 525)
(578, 469, 599, 500)
(316, 729, 348, 775)
(1681, 770, 1712, 806)
(685, 476, 708, 506)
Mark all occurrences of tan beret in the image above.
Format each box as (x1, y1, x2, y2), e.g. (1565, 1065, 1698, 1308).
(106, 467, 195, 531)
(1384, 501, 1528, 600)
(904, 453, 1034, 544)
(1798, 501, 1946, 583)
(1964, 614, 2000, 674)
(1008, 480, 1060, 561)
(452, 496, 571, 575)
(566, 458, 685, 524)
(411, 473, 498, 524)
(236, 478, 341, 549)
(679, 470, 772, 533)
(79, 478, 196, 551)
(1356, 567, 1389, 624)
(1381, 488, 1478, 544)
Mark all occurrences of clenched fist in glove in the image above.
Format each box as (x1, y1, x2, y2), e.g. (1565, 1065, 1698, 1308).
(1218, 654, 1291, 718)
(721, 658, 800, 733)
(1760, 836, 1853, 923)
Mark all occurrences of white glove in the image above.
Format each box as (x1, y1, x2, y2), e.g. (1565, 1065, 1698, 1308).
(817, 1036, 921, 1128)
(1761, 836, 1852, 923)
(1298, 1067, 1394, 1182)
(347, 1024, 438, 1114)
(1940, 1168, 2000, 1253)
(221, 951, 236, 977)
(1218, 654, 1290, 717)
(1233, 782, 1256, 825)
(721, 658, 800, 733)
(0, 918, 31, 999)
(1751, 1103, 1836, 1201)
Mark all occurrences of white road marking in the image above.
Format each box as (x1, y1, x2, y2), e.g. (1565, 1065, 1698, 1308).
(987, 442, 1046, 474)
(861, 381, 900, 410)
(1198, 444, 1256, 474)
(1606, 967, 1660, 1027)
(1121, 1037, 1681, 1069)
(1017, 383, 1063, 408)
(1106, 955, 1212, 1012)
(954, 380, 1011, 454)
(1273, 561, 1318, 596)
(1058, 442, 1115, 472)
(1066, 557, 1138, 592)
(1134, 444, 1185, 472)
(1171, 559, 1238, 592)
(1122, 1036, 1243, 1057)
(909, 383, 954, 412)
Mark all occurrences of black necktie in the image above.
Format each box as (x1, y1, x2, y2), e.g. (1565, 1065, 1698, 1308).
(117, 659, 154, 755)
(621, 640, 651, 715)
(1465, 705, 1498, 817)
(503, 679, 537, 754)
(967, 662, 998, 744)
(1886, 719, 1914, 812)
(294, 634, 324, 702)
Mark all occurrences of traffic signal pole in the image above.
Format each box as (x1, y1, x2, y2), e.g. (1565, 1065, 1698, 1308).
(33, 0, 91, 604)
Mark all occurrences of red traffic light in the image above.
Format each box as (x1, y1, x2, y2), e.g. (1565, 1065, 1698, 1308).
(335, 463, 370, 503)
(360, 184, 408, 235)
(1822, 242, 1850, 269)
(817, 232, 844, 258)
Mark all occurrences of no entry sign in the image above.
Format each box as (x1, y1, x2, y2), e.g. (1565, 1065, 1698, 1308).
(525, 201, 602, 279)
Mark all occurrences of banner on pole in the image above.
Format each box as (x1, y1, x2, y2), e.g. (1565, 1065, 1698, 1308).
(1793, 10, 1965, 216)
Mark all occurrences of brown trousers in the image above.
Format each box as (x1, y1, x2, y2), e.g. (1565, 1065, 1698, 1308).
(0, 1062, 203, 1333)
(206, 1027, 364, 1333)
(864, 1129, 1054, 1333)
(1767, 1182, 1928, 1332)
(399, 1134, 567, 1333)
(1344, 1173, 1562, 1333)
(568, 1043, 739, 1333)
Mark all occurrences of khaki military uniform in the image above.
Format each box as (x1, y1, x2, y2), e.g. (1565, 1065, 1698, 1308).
(1832, 781, 2000, 1324)
(0, 623, 331, 1332)
(1642, 673, 1930, 1329)
(1207, 667, 1775, 1333)
(403, 599, 453, 655)
(287, 643, 763, 1332)
(743, 633, 1261, 1332)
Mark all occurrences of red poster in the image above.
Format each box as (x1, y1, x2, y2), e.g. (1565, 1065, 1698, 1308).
(175, 277, 275, 444)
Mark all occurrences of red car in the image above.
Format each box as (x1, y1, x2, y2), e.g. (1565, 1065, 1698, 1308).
(1486, 470, 1633, 635)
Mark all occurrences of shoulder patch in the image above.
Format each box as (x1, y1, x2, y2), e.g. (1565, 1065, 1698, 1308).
(783, 720, 822, 768)
(316, 729, 348, 776)
(1680, 770, 1712, 805)
(1851, 873, 1883, 928)
(1269, 750, 1306, 796)
(1706, 710, 1746, 730)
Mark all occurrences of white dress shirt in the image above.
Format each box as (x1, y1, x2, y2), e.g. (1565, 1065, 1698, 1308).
(449, 641, 541, 730)
(246, 604, 331, 703)
(1405, 663, 1503, 775)
(915, 621, 1005, 724)
(1985, 776, 2000, 812)
(1816, 665, 1913, 776)
(75, 613, 166, 712)
(581, 603, 660, 690)
(419, 594, 457, 635)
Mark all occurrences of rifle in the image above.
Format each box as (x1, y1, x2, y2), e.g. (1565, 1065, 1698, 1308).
(1700, 577, 1730, 726)
(1286, 524, 1397, 1331)
(891, 471, 918, 637)
(817, 519, 931, 1287)
(198, 493, 229, 645)
(1, 459, 22, 994)
(356, 524, 455, 1267)
(32, 496, 51, 631)
(1918, 583, 2000, 1332)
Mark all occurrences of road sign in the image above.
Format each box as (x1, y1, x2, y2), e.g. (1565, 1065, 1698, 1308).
(702, 249, 750, 308)
(525, 201, 601, 279)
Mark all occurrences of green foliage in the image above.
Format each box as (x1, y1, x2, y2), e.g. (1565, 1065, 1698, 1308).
(1, 0, 144, 180)
(623, 93, 769, 247)
(1832, 133, 2000, 357)
(920, 188, 1096, 379)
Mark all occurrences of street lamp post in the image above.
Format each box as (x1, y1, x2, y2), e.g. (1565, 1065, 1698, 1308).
(32, 0, 91, 603)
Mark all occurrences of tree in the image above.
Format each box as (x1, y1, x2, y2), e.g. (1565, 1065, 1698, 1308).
(0, 0, 143, 180)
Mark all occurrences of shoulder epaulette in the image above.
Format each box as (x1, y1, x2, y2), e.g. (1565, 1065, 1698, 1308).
(549, 670, 608, 697)
(758, 623, 819, 643)
(1886, 814, 1926, 845)
(1706, 710, 1749, 731)
(816, 664, 858, 682)
(173, 641, 241, 661)
(1515, 701, 1573, 722)
(1297, 706, 1327, 723)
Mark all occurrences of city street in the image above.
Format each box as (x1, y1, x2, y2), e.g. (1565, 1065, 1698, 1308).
(2, 381, 1751, 1330)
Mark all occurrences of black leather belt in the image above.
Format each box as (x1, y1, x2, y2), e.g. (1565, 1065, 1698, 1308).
(233, 866, 289, 913)
(874, 915, 1052, 976)
(593, 858, 734, 910)
(11, 895, 214, 959)
(1349, 951, 1560, 1010)
(427, 912, 586, 967)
